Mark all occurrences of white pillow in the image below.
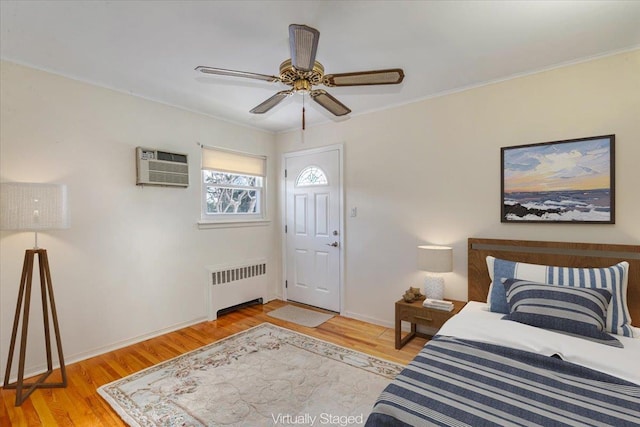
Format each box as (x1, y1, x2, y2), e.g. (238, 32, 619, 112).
(486, 256, 495, 305)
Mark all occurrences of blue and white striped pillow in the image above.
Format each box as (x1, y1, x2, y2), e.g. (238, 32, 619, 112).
(502, 278, 623, 348)
(486, 257, 633, 337)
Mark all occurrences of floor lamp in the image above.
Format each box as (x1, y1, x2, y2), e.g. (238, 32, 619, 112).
(0, 182, 69, 406)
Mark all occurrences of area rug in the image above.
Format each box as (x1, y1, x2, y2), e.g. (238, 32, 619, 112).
(98, 323, 403, 427)
(266, 304, 335, 327)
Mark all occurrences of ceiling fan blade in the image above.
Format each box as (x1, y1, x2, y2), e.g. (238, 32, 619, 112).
(195, 66, 280, 83)
(310, 90, 351, 116)
(250, 90, 293, 114)
(289, 24, 320, 72)
(323, 68, 405, 87)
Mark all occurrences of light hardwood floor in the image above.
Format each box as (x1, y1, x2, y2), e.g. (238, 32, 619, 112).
(1, 299, 427, 426)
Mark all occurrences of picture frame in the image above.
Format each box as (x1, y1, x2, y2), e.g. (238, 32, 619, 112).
(501, 134, 615, 224)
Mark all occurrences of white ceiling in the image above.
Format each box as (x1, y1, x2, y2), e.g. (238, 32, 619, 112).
(2, 1, 639, 133)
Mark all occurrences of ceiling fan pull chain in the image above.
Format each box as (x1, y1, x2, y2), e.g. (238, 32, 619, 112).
(302, 94, 306, 130)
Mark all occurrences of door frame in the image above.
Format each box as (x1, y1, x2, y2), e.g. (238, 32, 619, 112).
(281, 143, 344, 314)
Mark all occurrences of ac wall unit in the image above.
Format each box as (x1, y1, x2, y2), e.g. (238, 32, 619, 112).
(136, 147, 189, 187)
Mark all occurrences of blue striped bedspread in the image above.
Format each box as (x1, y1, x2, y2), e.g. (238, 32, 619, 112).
(365, 336, 640, 426)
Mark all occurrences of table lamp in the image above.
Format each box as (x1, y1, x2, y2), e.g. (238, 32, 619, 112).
(417, 245, 453, 300)
(0, 182, 69, 406)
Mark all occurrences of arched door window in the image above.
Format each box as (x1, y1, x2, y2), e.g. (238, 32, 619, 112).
(295, 166, 328, 186)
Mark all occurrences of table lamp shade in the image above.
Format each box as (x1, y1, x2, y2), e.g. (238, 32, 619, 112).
(417, 245, 453, 273)
(0, 182, 70, 231)
(418, 245, 453, 300)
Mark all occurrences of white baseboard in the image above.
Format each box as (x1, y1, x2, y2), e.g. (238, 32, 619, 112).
(3, 316, 208, 384)
(341, 310, 394, 329)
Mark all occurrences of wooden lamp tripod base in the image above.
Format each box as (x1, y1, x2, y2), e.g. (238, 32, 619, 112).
(3, 248, 67, 406)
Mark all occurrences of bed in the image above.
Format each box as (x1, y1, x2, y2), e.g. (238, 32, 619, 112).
(366, 238, 640, 426)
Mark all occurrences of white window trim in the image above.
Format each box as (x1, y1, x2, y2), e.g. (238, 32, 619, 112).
(197, 219, 270, 229)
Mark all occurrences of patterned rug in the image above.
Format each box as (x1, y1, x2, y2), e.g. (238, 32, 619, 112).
(98, 323, 403, 427)
(266, 304, 335, 327)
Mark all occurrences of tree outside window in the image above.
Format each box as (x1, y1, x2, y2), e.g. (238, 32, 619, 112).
(204, 171, 262, 215)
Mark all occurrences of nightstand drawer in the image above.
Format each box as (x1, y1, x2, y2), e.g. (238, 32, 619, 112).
(408, 309, 452, 327)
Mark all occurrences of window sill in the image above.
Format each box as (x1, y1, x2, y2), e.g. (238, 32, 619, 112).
(197, 219, 271, 229)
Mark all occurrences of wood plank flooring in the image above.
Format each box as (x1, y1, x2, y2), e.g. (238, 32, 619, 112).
(1, 300, 427, 426)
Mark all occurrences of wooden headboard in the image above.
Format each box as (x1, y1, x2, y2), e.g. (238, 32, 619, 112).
(468, 238, 640, 328)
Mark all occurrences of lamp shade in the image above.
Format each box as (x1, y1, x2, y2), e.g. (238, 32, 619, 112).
(0, 182, 70, 231)
(417, 245, 453, 273)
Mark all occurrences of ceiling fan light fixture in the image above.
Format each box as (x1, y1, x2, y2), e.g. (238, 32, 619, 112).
(279, 59, 324, 86)
(293, 79, 312, 94)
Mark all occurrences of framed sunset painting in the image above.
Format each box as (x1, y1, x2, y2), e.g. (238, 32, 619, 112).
(501, 135, 615, 223)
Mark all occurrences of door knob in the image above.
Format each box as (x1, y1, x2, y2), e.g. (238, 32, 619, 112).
(326, 241, 339, 247)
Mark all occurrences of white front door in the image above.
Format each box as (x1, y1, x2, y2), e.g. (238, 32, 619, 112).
(284, 147, 341, 312)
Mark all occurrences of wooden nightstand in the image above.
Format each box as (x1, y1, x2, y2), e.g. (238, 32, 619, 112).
(395, 299, 466, 349)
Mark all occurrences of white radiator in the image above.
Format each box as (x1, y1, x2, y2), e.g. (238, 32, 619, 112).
(206, 260, 268, 320)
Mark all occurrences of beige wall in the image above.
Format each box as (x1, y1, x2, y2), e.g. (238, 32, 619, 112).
(0, 61, 278, 379)
(1, 50, 638, 377)
(277, 50, 640, 326)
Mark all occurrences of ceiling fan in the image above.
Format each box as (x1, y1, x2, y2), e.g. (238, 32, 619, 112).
(195, 24, 405, 128)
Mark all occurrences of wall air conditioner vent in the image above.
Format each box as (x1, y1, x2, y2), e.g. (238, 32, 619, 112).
(136, 147, 189, 187)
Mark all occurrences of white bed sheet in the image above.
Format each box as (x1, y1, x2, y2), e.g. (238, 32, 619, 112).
(438, 301, 640, 385)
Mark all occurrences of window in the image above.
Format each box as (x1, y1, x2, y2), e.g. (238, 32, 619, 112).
(296, 166, 328, 186)
(201, 146, 266, 222)
(203, 171, 262, 214)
